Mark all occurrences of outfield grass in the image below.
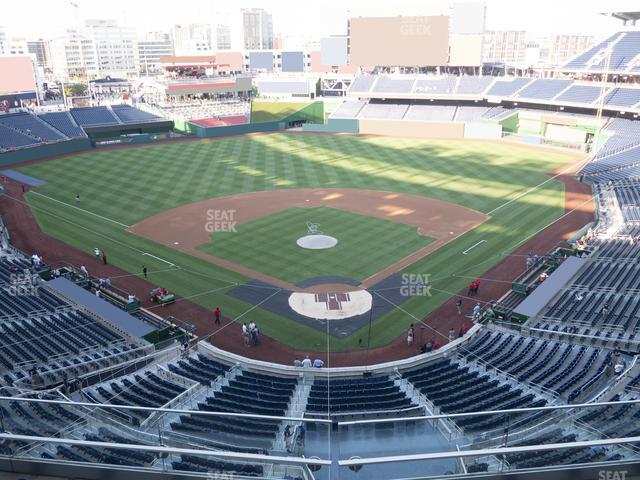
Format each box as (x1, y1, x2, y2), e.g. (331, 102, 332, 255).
(198, 207, 433, 284)
(17, 134, 575, 351)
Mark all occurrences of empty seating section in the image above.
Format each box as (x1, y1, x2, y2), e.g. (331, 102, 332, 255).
(372, 76, 415, 94)
(70, 107, 120, 126)
(306, 376, 413, 414)
(0, 124, 39, 150)
(0, 285, 68, 317)
(0, 113, 65, 142)
(593, 119, 640, 160)
(0, 256, 32, 284)
(404, 105, 456, 121)
(563, 33, 619, 71)
(167, 353, 229, 384)
(486, 77, 531, 96)
(111, 105, 161, 123)
(455, 106, 491, 122)
(516, 79, 573, 100)
(583, 146, 640, 177)
(413, 78, 456, 94)
(555, 85, 603, 104)
(38, 112, 85, 138)
(604, 88, 640, 108)
(171, 367, 296, 448)
(359, 103, 408, 120)
(402, 357, 546, 431)
(331, 100, 367, 119)
(589, 32, 640, 71)
(0, 309, 129, 372)
(461, 330, 610, 401)
(87, 370, 187, 420)
(349, 75, 377, 93)
(455, 76, 494, 95)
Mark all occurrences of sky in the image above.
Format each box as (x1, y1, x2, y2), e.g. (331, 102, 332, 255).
(2, 0, 638, 41)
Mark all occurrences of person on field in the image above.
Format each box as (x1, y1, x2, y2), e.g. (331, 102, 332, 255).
(94, 247, 100, 260)
(142, 265, 148, 278)
(214, 307, 221, 325)
(75, 193, 80, 204)
(455, 298, 463, 315)
(448, 328, 456, 343)
(407, 324, 415, 346)
(102, 251, 107, 265)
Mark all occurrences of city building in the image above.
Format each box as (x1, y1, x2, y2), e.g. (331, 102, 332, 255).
(173, 24, 212, 55)
(48, 29, 99, 81)
(27, 39, 51, 72)
(214, 24, 232, 51)
(0, 26, 7, 55)
(482, 30, 527, 66)
(138, 32, 174, 75)
(84, 19, 139, 78)
(242, 8, 273, 50)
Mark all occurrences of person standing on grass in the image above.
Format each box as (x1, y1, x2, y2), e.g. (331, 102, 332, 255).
(75, 193, 80, 204)
(214, 307, 221, 325)
(102, 251, 107, 265)
(142, 266, 148, 278)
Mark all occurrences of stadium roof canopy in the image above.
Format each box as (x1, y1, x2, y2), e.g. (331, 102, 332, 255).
(600, 11, 640, 24)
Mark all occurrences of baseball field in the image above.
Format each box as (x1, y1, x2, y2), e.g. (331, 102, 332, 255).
(15, 133, 579, 351)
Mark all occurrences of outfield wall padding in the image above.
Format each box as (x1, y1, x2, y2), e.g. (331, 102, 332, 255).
(358, 119, 465, 139)
(0, 139, 92, 167)
(463, 121, 503, 140)
(195, 121, 286, 138)
(303, 118, 359, 134)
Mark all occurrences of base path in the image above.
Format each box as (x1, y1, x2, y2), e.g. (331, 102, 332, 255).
(129, 188, 488, 290)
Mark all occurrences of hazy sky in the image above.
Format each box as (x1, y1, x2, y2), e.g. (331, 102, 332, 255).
(2, 0, 637, 40)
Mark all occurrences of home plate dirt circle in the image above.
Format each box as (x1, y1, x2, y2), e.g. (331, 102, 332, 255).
(288, 290, 372, 320)
(296, 234, 338, 250)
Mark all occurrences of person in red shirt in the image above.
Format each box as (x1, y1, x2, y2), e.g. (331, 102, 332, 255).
(214, 307, 221, 325)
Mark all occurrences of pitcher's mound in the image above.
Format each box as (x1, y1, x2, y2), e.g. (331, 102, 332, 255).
(296, 234, 338, 250)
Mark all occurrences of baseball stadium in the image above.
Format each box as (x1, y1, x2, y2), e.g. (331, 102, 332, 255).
(0, 4, 640, 480)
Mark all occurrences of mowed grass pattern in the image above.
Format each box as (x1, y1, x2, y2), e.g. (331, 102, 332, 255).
(17, 134, 577, 350)
(198, 207, 433, 284)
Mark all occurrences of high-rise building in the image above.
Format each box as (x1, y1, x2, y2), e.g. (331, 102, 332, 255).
(8, 37, 28, 55)
(173, 24, 212, 55)
(242, 8, 273, 50)
(214, 24, 232, 51)
(138, 32, 173, 74)
(482, 30, 527, 66)
(85, 19, 139, 78)
(27, 39, 52, 71)
(49, 29, 99, 80)
(546, 34, 594, 66)
(0, 26, 7, 55)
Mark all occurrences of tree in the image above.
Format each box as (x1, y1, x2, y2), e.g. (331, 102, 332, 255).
(65, 83, 88, 98)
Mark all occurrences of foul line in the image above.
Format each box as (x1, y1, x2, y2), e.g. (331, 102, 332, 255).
(142, 252, 175, 267)
(486, 158, 591, 216)
(462, 240, 486, 255)
(29, 191, 130, 228)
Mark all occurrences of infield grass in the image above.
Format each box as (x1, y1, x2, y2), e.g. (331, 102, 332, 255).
(198, 206, 434, 284)
(16, 133, 580, 351)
